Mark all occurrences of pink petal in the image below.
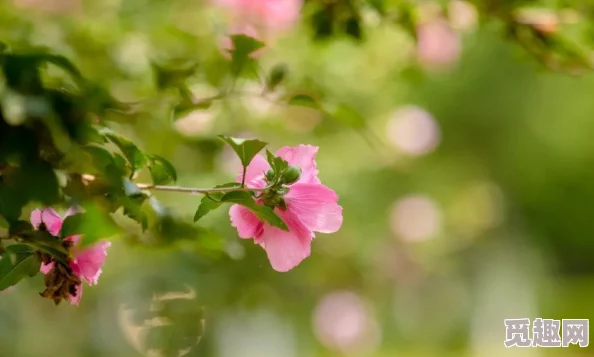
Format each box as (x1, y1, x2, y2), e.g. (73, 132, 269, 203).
(259, 208, 313, 272)
(68, 284, 82, 306)
(238, 154, 270, 188)
(276, 145, 320, 184)
(284, 183, 343, 234)
(229, 204, 264, 242)
(30, 208, 63, 236)
(40, 262, 55, 275)
(64, 206, 84, 218)
(260, 228, 310, 272)
(71, 240, 111, 286)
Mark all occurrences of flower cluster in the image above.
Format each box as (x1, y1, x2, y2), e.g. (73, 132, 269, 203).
(31, 208, 110, 305)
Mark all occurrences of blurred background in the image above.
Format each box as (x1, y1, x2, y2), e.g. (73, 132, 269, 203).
(1, 0, 594, 356)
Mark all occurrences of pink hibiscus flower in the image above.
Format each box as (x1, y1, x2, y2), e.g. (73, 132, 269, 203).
(31, 207, 111, 305)
(229, 145, 343, 272)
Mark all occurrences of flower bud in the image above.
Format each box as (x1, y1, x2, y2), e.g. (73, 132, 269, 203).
(265, 169, 275, 181)
(282, 165, 301, 185)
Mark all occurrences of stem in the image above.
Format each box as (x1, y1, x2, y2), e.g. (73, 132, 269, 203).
(135, 183, 269, 195)
(241, 167, 247, 188)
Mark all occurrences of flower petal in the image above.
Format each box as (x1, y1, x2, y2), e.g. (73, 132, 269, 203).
(229, 204, 264, 242)
(238, 154, 270, 188)
(71, 240, 111, 286)
(260, 225, 311, 272)
(276, 145, 320, 184)
(284, 183, 343, 234)
(30, 208, 63, 236)
(68, 284, 82, 306)
(259, 209, 313, 272)
(40, 262, 55, 275)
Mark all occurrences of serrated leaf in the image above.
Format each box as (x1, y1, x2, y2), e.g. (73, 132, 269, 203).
(148, 155, 177, 185)
(218, 136, 267, 169)
(220, 191, 288, 231)
(101, 129, 147, 172)
(193, 183, 241, 222)
(287, 94, 319, 108)
(0, 244, 41, 291)
(265, 149, 289, 180)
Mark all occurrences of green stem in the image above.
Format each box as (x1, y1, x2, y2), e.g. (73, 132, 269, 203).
(136, 182, 269, 195)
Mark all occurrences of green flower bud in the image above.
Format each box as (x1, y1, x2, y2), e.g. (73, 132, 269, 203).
(282, 165, 301, 185)
(265, 169, 275, 181)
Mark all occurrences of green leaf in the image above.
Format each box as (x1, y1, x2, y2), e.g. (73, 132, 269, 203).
(220, 191, 288, 231)
(193, 182, 241, 222)
(101, 129, 148, 172)
(287, 94, 319, 109)
(218, 136, 267, 169)
(266, 64, 288, 92)
(148, 155, 178, 185)
(265, 149, 289, 181)
(172, 99, 212, 121)
(229, 34, 265, 75)
(0, 244, 41, 291)
(61, 209, 119, 246)
(152, 60, 198, 91)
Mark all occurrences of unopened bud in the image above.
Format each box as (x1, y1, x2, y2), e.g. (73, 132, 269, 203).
(282, 166, 301, 185)
(265, 169, 275, 181)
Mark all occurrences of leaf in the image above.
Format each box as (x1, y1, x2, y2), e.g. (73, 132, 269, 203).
(152, 60, 198, 91)
(265, 149, 289, 180)
(61, 209, 119, 246)
(287, 94, 319, 109)
(148, 155, 177, 185)
(218, 136, 267, 169)
(229, 34, 265, 75)
(266, 64, 288, 92)
(220, 191, 288, 231)
(101, 129, 148, 172)
(172, 100, 212, 121)
(0, 244, 41, 291)
(193, 183, 241, 222)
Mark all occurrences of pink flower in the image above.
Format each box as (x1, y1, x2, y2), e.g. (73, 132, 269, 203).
(229, 145, 343, 272)
(416, 19, 461, 69)
(215, 0, 302, 32)
(31, 207, 111, 305)
(214, 0, 302, 56)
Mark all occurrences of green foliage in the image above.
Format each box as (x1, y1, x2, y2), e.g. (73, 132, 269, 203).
(148, 155, 177, 185)
(193, 183, 241, 222)
(220, 191, 288, 231)
(0, 244, 41, 291)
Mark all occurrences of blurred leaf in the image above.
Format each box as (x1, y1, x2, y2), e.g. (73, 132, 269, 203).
(148, 155, 178, 185)
(61, 209, 119, 246)
(152, 61, 198, 91)
(101, 129, 147, 172)
(172, 100, 212, 121)
(266, 64, 288, 92)
(229, 34, 265, 75)
(193, 182, 241, 222)
(221, 191, 288, 231)
(345, 16, 363, 40)
(218, 136, 267, 170)
(0, 244, 40, 291)
(287, 94, 319, 108)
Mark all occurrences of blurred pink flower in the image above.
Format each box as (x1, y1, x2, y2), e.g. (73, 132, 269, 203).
(416, 19, 461, 69)
(214, 0, 302, 56)
(31, 207, 111, 305)
(229, 145, 343, 272)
